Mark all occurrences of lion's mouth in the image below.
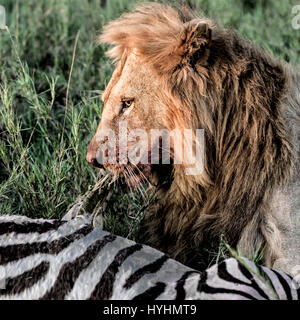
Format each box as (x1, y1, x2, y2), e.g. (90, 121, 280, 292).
(105, 163, 152, 188)
(98, 143, 173, 188)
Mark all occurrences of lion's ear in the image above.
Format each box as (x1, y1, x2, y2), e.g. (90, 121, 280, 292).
(177, 20, 212, 67)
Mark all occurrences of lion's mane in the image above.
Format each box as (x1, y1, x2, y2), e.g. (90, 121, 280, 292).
(99, 3, 297, 269)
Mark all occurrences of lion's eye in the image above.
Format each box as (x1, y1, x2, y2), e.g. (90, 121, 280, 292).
(121, 99, 134, 113)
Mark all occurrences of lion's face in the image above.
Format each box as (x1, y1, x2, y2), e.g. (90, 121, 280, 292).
(86, 52, 168, 186)
(86, 5, 214, 187)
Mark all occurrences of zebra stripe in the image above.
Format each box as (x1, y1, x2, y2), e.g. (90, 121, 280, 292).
(198, 259, 275, 300)
(1, 261, 50, 296)
(40, 234, 116, 300)
(0, 220, 65, 236)
(199, 270, 259, 300)
(65, 235, 141, 300)
(1, 227, 112, 300)
(270, 269, 295, 300)
(0, 216, 92, 246)
(175, 271, 199, 300)
(0, 226, 92, 265)
(261, 265, 299, 300)
(124, 255, 168, 290)
(89, 244, 143, 300)
(0, 215, 298, 300)
(132, 282, 166, 300)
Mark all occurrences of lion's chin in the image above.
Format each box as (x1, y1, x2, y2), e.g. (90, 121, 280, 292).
(105, 163, 152, 188)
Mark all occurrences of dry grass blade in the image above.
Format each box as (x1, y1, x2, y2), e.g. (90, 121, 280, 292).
(64, 171, 115, 228)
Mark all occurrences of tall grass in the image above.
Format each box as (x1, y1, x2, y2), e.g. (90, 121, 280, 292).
(0, 0, 299, 233)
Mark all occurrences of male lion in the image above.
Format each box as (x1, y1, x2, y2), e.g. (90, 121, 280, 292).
(86, 3, 300, 272)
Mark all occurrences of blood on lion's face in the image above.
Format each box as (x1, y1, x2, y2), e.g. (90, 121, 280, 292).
(86, 52, 169, 187)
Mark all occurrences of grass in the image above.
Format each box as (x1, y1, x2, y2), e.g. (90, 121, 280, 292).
(0, 0, 299, 242)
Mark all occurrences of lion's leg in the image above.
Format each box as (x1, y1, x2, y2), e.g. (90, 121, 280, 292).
(237, 211, 282, 267)
(259, 215, 283, 266)
(270, 184, 300, 274)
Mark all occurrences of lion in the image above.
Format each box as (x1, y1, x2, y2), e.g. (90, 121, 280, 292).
(86, 3, 300, 273)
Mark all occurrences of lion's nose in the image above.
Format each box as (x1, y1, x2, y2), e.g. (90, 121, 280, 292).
(86, 150, 104, 168)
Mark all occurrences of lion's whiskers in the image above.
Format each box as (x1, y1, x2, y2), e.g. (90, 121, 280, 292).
(125, 166, 147, 200)
(124, 167, 134, 195)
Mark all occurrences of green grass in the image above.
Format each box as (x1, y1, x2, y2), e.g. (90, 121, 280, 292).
(0, 0, 299, 240)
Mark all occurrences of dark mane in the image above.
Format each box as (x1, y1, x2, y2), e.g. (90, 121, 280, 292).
(99, 2, 295, 268)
